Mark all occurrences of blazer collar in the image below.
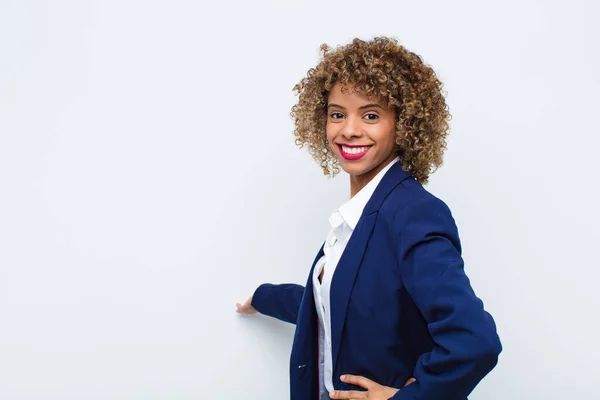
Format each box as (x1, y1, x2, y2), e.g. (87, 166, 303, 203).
(363, 159, 414, 215)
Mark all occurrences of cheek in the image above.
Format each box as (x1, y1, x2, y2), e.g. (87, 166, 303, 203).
(372, 128, 396, 149)
(388, 132, 397, 146)
(325, 129, 335, 146)
(383, 127, 397, 147)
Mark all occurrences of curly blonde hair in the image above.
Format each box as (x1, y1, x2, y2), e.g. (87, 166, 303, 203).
(290, 36, 451, 185)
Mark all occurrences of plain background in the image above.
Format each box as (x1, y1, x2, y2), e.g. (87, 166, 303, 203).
(1, 0, 598, 398)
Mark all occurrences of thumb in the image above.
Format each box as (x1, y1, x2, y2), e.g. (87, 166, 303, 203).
(236, 297, 257, 314)
(403, 377, 416, 387)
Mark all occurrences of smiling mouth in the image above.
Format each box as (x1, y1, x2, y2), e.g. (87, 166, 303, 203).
(337, 144, 372, 160)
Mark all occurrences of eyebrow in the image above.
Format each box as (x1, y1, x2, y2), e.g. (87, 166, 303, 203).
(327, 103, 384, 111)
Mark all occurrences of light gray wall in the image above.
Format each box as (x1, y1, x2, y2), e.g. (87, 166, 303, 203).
(1, 1, 598, 398)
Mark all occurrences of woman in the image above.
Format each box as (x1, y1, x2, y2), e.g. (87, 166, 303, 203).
(236, 36, 501, 400)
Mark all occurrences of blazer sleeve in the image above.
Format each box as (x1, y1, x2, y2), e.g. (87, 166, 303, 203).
(390, 194, 502, 400)
(250, 283, 305, 325)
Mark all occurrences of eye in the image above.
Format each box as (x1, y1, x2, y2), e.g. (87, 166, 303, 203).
(329, 112, 344, 119)
(364, 113, 379, 121)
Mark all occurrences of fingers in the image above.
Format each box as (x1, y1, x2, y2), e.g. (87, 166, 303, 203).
(330, 374, 409, 399)
(235, 296, 257, 314)
(340, 374, 376, 390)
(329, 374, 374, 398)
(329, 390, 367, 399)
(403, 377, 416, 387)
(235, 303, 256, 314)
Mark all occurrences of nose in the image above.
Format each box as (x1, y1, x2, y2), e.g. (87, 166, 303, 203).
(340, 116, 363, 140)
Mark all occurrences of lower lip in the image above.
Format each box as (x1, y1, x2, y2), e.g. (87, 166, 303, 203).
(338, 145, 371, 160)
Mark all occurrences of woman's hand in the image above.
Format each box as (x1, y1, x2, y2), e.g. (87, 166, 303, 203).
(329, 374, 416, 399)
(235, 295, 257, 314)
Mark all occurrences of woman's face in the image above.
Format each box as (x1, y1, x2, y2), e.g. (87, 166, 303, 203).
(326, 82, 398, 184)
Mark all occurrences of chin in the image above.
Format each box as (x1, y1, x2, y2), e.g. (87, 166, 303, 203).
(338, 162, 369, 176)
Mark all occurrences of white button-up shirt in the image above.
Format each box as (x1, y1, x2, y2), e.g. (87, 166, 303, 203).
(312, 156, 400, 397)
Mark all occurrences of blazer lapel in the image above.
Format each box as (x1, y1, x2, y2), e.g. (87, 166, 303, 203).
(329, 161, 414, 371)
(329, 213, 377, 371)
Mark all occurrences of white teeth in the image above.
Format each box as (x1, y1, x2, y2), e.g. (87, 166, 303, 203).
(342, 145, 369, 154)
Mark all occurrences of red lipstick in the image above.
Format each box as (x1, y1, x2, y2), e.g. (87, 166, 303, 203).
(338, 144, 372, 160)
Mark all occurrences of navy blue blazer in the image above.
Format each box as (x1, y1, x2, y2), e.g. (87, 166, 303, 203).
(252, 161, 502, 399)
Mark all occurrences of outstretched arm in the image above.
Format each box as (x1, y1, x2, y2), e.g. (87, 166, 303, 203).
(251, 283, 305, 324)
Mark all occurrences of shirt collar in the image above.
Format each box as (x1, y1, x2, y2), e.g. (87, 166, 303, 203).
(335, 156, 400, 231)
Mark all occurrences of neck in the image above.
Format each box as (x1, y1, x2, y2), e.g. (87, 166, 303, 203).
(349, 155, 396, 198)
(350, 177, 365, 198)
